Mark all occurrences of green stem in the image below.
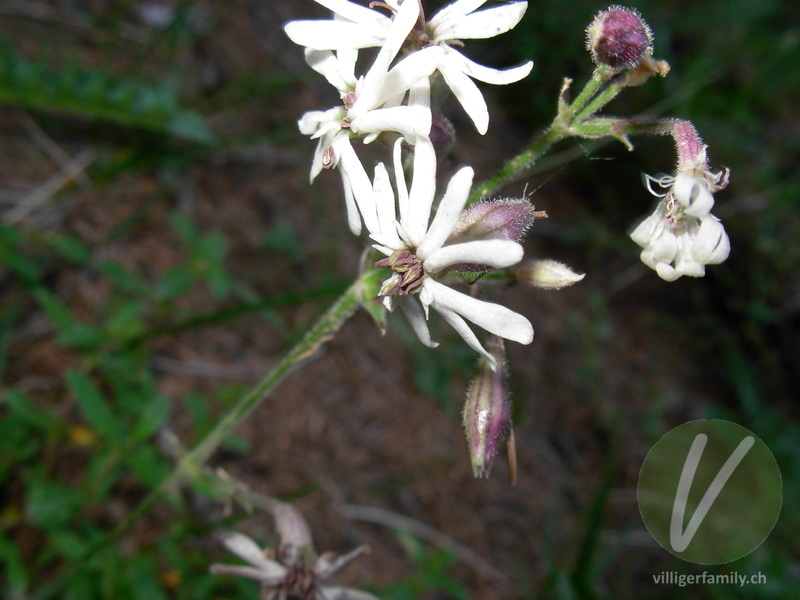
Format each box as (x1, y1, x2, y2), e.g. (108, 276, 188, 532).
(469, 68, 628, 204)
(573, 78, 627, 122)
(569, 66, 616, 115)
(469, 125, 565, 203)
(31, 274, 366, 600)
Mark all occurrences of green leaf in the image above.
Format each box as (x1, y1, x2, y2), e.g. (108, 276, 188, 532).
(46, 233, 91, 265)
(66, 370, 123, 442)
(130, 394, 171, 442)
(26, 478, 82, 529)
(4, 389, 59, 433)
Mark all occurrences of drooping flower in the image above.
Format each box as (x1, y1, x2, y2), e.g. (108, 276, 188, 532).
(630, 121, 731, 281)
(210, 503, 378, 600)
(370, 138, 533, 369)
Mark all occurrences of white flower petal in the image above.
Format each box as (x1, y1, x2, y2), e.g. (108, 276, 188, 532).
(219, 533, 285, 576)
(400, 298, 439, 348)
(428, 0, 489, 30)
(350, 105, 429, 141)
(432, 302, 496, 368)
(691, 217, 730, 264)
(372, 162, 403, 247)
(455, 51, 533, 85)
(426, 278, 533, 345)
(284, 20, 386, 50)
(304, 49, 356, 90)
(392, 138, 410, 226)
(340, 171, 363, 235)
(378, 47, 442, 107)
(351, 0, 420, 114)
(416, 166, 473, 259)
(673, 173, 714, 217)
(403, 137, 438, 246)
(314, 0, 391, 28)
(423, 239, 523, 273)
(437, 53, 489, 134)
(339, 142, 378, 233)
(655, 262, 681, 282)
(630, 207, 664, 247)
(432, 3, 527, 41)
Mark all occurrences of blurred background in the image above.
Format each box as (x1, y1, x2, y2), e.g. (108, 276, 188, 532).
(0, 1, 798, 598)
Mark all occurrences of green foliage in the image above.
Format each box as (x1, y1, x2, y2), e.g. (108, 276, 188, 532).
(0, 41, 213, 144)
(383, 532, 469, 600)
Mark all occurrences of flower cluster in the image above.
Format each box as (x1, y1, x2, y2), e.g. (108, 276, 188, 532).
(285, 0, 535, 366)
(284, 0, 532, 233)
(630, 121, 731, 281)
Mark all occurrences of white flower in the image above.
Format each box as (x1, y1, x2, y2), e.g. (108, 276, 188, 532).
(285, 0, 533, 135)
(210, 531, 377, 600)
(291, 1, 438, 234)
(370, 138, 533, 369)
(630, 170, 730, 281)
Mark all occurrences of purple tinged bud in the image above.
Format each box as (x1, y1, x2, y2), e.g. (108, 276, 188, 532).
(448, 198, 536, 245)
(586, 5, 653, 69)
(672, 120, 709, 173)
(463, 336, 511, 478)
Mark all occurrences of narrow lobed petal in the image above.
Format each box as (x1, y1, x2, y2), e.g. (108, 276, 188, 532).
(423, 239, 523, 273)
(314, 0, 392, 28)
(416, 166, 474, 259)
(400, 137, 438, 247)
(432, 302, 497, 369)
(284, 21, 386, 50)
(339, 141, 378, 233)
(437, 52, 489, 133)
(219, 532, 285, 576)
(401, 298, 440, 348)
(428, 0, 490, 30)
(378, 47, 442, 108)
(454, 51, 533, 85)
(432, 3, 527, 41)
(350, 0, 420, 114)
(426, 278, 533, 345)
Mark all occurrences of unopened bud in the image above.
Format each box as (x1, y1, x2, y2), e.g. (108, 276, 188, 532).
(515, 259, 585, 290)
(448, 198, 536, 245)
(463, 336, 510, 478)
(586, 6, 653, 69)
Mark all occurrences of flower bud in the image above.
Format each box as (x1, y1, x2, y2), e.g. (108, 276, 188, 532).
(448, 198, 536, 245)
(514, 259, 585, 290)
(463, 336, 511, 478)
(586, 6, 653, 69)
